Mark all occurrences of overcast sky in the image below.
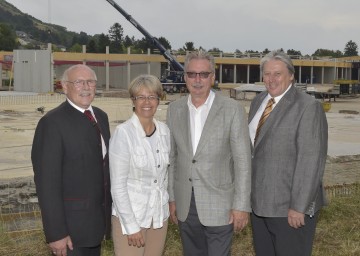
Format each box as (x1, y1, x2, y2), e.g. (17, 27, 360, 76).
(5, 0, 360, 55)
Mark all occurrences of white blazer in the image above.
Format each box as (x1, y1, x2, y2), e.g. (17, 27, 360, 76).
(109, 113, 170, 235)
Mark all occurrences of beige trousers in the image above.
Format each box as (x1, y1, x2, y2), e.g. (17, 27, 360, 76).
(111, 216, 168, 256)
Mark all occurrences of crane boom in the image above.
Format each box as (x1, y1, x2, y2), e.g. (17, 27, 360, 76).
(105, 0, 184, 72)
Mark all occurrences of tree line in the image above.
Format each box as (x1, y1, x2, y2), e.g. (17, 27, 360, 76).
(0, 22, 359, 58)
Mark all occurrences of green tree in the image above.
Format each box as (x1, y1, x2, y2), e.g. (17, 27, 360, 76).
(134, 37, 152, 53)
(108, 22, 123, 53)
(344, 40, 358, 56)
(123, 35, 134, 48)
(208, 47, 222, 53)
(287, 49, 302, 56)
(69, 43, 82, 52)
(312, 49, 343, 58)
(262, 48, 270, 54)
(87, 39, 97, 53)
(0, 23, 17, 50)
(183, 41, 195, 51)
(158, 36, 171, 50)
(97, 33, 111, 53)
(78, 31, 90, 46)
(23, 43, 40, 50)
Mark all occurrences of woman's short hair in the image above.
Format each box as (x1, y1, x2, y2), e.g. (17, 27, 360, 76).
(128, 74, 163, 98)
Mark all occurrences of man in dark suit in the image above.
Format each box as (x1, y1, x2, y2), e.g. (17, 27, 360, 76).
(32, 64, 111, 256)
(248, 50, 328, 256)
(167, 50, 252, 255)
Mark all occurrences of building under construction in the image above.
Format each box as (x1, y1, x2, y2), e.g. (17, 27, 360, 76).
(0, 48, 360, 94)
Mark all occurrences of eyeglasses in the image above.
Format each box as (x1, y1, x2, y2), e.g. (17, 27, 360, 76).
(186, 72, 213, 79)
(132, 95, 160, 102)
(66, 79, 97, 88)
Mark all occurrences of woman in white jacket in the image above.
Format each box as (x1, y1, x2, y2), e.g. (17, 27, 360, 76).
(109, 74, 170, 256)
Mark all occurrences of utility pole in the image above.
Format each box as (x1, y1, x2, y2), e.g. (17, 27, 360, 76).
(48, 0, 52, 24)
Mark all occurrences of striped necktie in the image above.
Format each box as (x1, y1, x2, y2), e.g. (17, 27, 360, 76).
(255, 98, 275, 142)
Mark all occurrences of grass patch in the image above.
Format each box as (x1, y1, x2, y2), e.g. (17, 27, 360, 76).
(1, 184, 359, 255)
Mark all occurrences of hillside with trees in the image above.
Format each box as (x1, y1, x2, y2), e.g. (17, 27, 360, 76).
(0, 0, 358, 57)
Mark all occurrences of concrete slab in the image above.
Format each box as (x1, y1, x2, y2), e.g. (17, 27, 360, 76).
(0, 91, 359, 184)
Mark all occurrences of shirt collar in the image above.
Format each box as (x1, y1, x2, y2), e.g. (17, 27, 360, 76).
(67, 98, 93, 113)
(266, 84, 292, 104)
(187, 90, 215, 109)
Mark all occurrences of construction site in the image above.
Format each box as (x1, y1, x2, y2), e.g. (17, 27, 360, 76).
(1, 43, 360, 253)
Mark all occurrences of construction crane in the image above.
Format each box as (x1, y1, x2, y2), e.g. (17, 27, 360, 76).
(104, 0, 186, 93)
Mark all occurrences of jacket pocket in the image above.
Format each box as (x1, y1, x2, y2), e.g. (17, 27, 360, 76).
(132, 146, 148, 168)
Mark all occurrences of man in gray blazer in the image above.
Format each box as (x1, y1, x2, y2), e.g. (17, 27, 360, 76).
(167, 50, 252, 256)
(248, 50, 328, 256)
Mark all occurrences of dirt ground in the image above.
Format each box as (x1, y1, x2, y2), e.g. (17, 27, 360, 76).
(0, 90, 359, 213)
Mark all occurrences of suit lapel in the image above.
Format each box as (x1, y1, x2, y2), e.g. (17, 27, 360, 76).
(93, 109, 109, 149)
(176, 98, 194, 156)
(194, 94, 222, 156)
(248, 92, 267, 124)
(255, 86, 296, 147)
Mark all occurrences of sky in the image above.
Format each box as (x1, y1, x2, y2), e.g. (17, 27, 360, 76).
(5, 0, 360, 55)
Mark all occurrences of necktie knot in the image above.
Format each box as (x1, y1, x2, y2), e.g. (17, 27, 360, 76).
(268, 98, 275, 106)
(84, 110, 96, 123)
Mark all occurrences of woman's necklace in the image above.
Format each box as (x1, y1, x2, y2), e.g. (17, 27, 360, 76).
(146, 125, 156, 137)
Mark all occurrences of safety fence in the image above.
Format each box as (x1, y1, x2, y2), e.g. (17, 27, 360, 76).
(324, 182, 359, 198)
(0, 94, 65, 105)
(0, 93, 127, 106)
(0, 182, 359, 246)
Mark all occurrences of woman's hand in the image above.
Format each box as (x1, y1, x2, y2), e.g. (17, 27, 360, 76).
(127, 231, 145, 247)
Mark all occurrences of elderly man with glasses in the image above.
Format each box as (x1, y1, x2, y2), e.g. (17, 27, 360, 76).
(166, 50, 252, 256)
(32, 64, 111, 256)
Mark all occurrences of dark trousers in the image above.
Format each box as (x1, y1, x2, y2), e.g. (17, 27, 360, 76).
(178, 189, 233, 256)
(67, 244, 101, 256)
(251, 212, 318, 256)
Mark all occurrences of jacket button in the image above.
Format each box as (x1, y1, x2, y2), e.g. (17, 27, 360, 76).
(154, 180, 157, 183)
(189, 178, 192, 182)
(192, 160, 196, 163)
(158, 165, 160, 168)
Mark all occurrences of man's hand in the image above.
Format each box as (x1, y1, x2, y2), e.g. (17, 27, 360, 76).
(288, 209, 305, 229)
(49, 236, 73, 256)
(127, 231, 145, 248)
(169, 201, 178, 224)
(229, 210, 249, 231)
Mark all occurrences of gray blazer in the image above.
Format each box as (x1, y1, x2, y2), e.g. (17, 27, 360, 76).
(248, 86, 328, 217)
(167, 93, 252, 226)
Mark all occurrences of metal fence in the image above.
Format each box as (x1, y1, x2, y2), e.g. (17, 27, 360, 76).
(0, 94, 65, 105)
(0, 93, 125, 106)
(324, 182, 360, 198)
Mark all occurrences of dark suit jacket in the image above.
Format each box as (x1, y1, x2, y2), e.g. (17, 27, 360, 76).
(248, 86, 328, 217)
(31, 101, 111, 247)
